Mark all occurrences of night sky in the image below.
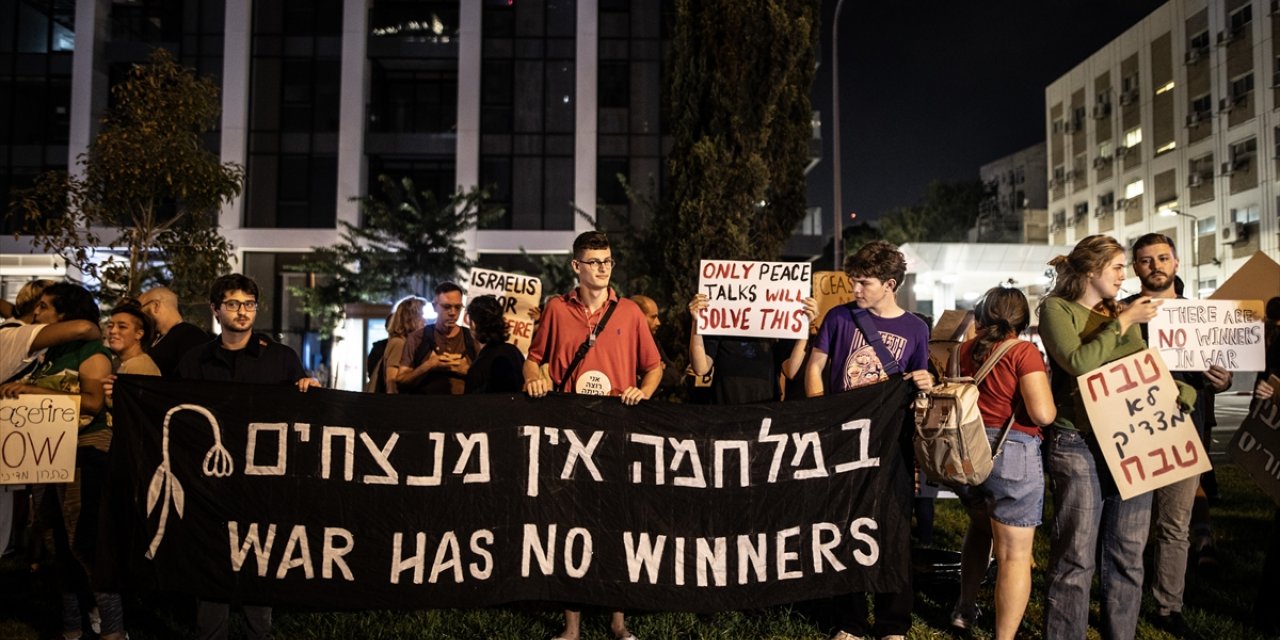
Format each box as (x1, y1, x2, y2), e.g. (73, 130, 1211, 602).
(809, 0, 1170, 224)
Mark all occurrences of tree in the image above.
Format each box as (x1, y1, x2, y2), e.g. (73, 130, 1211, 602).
(290, 175, 500, 336)
(878, 179, 985, 245)
(11, 48, 242, 303)
(654, 0, 819, 350)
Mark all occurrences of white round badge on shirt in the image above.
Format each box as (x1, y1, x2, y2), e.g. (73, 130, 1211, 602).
(575, 370, 612, 396)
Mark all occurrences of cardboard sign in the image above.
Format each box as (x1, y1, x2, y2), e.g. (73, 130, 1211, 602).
(1078, 348, 1211, 500)
(1209, 251, 1280, 303)
(460, 268, 543, 355)
(1228, 375, 1280, 507)
(813, 271, 854, 330)
(0, 395, 80, 484)
(696, 260, 812, 339)
(1148, 299, 1266, 371)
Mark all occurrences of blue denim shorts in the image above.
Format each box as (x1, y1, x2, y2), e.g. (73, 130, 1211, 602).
(958, 428, 1045, 527)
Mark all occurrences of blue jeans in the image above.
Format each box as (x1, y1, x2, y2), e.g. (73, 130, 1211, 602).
(1044, 429, 1152, 640)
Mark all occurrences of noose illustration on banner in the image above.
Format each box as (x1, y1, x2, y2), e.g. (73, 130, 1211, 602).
(145, 404, 235, 559)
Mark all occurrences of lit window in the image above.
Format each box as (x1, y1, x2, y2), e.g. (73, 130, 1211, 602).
(1124, 179, 1145, 199)
(1156, 141, 1177, 154)
(1124, 127, 1143, 147)
(1155, 81, 1175, 95)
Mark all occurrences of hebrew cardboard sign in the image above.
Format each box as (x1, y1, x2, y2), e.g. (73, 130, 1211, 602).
(1078, 348, 1211, 500)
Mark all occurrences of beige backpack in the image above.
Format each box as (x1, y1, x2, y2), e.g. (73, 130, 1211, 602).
(914, 339, 1020, 487)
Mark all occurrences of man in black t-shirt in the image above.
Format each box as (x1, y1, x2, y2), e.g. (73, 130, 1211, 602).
(138, 286, 210, 377)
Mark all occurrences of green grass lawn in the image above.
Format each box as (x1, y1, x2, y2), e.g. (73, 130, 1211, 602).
(2, 463, 1274, 639)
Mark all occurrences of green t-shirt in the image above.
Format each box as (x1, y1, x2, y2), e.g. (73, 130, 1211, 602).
(1039, 296, 1195, 433)
(27, 339, 113, 442)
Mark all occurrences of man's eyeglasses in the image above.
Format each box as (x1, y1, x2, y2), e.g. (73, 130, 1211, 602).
(220, 300, 259, 312)
(577, 258, 616, 270)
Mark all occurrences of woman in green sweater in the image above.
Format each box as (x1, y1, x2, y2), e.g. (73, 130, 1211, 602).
(1037, 235, 1194, 640)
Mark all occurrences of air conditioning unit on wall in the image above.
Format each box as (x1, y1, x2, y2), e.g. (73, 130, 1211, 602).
(1221, 221, 1246, 244)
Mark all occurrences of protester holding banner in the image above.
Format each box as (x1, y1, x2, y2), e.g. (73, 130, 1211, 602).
(0, 283, 126, 640)
(524, 230, 659, 640)
(1123, 233, 1231, 637)
(687, 292, 817, 404)
(804, 240, 931, 640)
(1252, 297, 1280, 636)
(177, 273, 320, 640)
(1037, 234, 1195, 640)
(465, 295, 525, 394)
(381, 296, 427, 394)
(629, 294, 683, 396)
(950, 287, 1055, 640)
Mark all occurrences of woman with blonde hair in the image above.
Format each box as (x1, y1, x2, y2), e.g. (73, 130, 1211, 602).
(1038, 235, 1194, 639)
(381, 296, 427, 394)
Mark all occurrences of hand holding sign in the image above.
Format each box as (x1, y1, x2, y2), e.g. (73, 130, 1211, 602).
(1077, 348, 1211, 500)
(1147, 299, 1266, 371)
(696, 260, 812, 339)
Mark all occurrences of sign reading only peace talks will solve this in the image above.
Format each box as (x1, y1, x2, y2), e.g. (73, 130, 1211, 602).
(109, 375, 915, 612)
(696, 260, 812, 340)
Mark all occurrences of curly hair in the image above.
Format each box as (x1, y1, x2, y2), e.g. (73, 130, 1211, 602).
(844, 240, 907, 290)
(466, 295, 510, 344)
(41, 283, 100, 323)
(1042, 234, 1125, 317)
(208, 273, 259, 307)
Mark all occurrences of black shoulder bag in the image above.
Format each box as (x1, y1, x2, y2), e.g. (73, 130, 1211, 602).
(555, 300, 619, 392)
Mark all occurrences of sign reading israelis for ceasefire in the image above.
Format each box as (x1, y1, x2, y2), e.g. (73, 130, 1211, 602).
(1228, 374, 1280, 507)
(696, 260, 812, 340)
(0, 395, 80, 485)
(1147, 299, 1266, 372)
(1078, 348, 1212, 500)
(812, 271, 854, 330)
(459, 268, 543, 355)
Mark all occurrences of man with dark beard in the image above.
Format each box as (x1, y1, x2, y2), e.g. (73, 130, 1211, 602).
(1124, 233, 1230, 639)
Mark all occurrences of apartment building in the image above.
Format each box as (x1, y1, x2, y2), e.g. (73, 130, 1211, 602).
(975, 142, 1049, 244)
(1046, 0, 1280, 296)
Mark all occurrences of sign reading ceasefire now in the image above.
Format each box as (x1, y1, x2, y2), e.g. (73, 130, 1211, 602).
(459, 268, 543, 355)
(0, 395, 79, 485)
(1078, 348, 1211, 500)
(696, 260, 812, 340)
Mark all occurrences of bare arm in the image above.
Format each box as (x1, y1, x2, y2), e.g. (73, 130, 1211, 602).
(395, 351, 443, 387)
(805, 349, 829, 397)
(780, 298, 818, 380)
(523, 358, 550, 397)
(0, 353, 112, 419)
(687, 294, 713, 376)
(1017, 370, 1057, 426)
(29, 320, 101, 354)
(622, 366, 663, 406)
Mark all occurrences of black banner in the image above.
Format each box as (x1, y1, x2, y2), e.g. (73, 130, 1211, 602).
(111, 376, 913, 612)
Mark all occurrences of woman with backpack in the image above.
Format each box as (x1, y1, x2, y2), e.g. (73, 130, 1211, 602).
(1037, 235, 1195, 640)
(949, 286, 1055, 639)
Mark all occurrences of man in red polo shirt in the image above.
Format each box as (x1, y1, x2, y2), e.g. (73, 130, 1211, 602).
(523, 230, 660, 640)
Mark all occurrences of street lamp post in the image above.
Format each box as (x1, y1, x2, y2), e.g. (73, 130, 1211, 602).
(1159, 209, 1200, 294)
(830, 0, 847, 270)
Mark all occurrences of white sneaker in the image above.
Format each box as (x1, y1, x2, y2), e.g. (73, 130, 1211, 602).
(88, 607, 102, 634)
